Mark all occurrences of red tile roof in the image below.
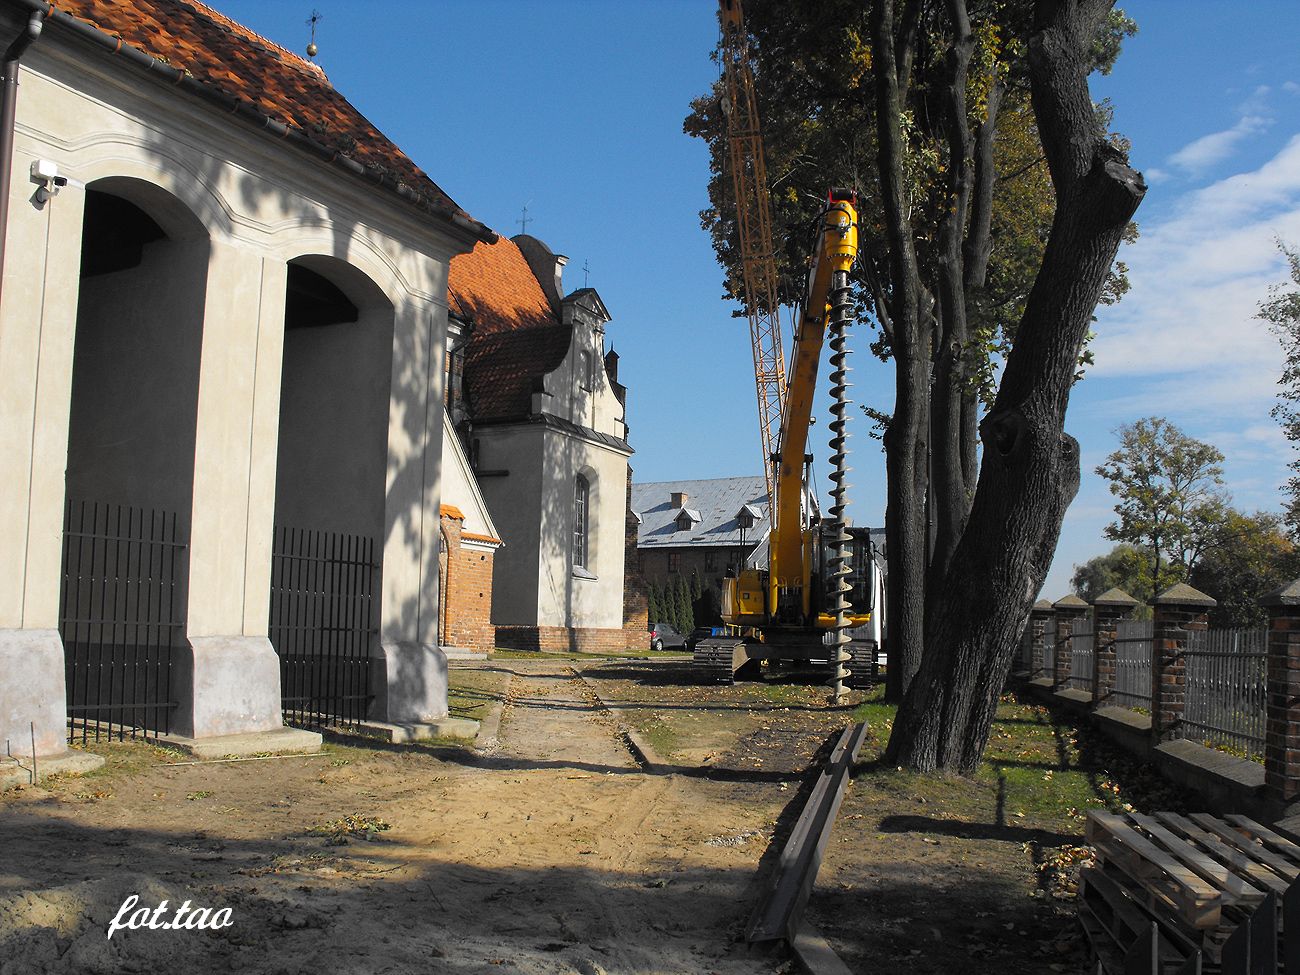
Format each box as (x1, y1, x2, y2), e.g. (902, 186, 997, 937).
(49, 0, 484, 233)
(449, 237, 573, 422)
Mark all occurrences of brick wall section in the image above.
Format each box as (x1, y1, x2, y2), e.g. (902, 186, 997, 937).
(1150, 584, 1215, 743)
(622, 468, 649, 651)
(1263, 580, 1300, 806)
(1092, 588, 1138, 707)
(440, 511, 496, 653)
(496, 625, 641, 654)
(1029, 601, 1053, 680)
(638, 545, 755, 597)
(1052, 595, 1088, 690)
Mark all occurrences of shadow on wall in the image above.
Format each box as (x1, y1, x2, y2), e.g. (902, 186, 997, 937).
(110, 124, 454, 717)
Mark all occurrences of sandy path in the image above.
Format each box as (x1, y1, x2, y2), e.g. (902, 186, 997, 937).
(493, 666, 638, 770)
(0, 660, 787, 975)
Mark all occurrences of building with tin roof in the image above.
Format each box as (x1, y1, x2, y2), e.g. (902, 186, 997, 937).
(632, 476, 771, 599)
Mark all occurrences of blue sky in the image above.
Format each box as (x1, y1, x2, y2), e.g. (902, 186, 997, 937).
(216, 0, 1300, 601)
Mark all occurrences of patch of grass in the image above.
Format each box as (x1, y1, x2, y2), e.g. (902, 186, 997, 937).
(490, 649, 616, 660)
(311, 814, 391, 846)
(185, 790, 213, 801)
(848, 688, 1192, 832)
(58, 739, 183, 782)
(447, 668, 511, 718)
(637, 712, 681, 758)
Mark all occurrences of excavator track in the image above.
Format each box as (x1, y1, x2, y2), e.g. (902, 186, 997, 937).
(693, 638, 749, 685)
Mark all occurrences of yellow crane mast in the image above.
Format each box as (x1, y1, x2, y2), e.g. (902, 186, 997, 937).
(718, 0, 786, 507)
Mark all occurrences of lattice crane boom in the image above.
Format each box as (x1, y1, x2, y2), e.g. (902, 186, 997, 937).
(718, 0, 786, 508)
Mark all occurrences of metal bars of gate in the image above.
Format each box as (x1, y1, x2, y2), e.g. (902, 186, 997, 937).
(268, 526, 377, 729)
(1068, 614, 1095, 693)
(1181, 628, 1267, 759)
(1112, 619, 1153, 711)
(60, 499, 184, 743)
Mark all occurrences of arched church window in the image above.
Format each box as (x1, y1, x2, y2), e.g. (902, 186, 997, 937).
(574, 475, 590, 568)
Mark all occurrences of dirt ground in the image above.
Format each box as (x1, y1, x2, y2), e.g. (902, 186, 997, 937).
(0, 658, 1105, 974)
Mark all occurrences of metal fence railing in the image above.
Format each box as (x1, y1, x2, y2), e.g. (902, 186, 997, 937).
(1111, 619, 1152, 711)
(269, 526, 378, 729)
(1181, 628, 1267, 759)
(1067, 615, 1094, 693)
(60, 499, 185, 744)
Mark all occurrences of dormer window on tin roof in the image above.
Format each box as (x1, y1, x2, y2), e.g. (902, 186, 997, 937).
(674, 508, 701, 532)
(735, 504, 761, 530)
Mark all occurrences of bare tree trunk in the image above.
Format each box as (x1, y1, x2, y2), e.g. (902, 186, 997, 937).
(885, 350, 930, 701)
(926, 0, 977, 601)
(886, 0, 1146, 772)
(875, 0, 929, 703)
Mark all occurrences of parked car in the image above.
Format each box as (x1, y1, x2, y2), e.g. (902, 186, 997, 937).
(647, 622, 686, 652)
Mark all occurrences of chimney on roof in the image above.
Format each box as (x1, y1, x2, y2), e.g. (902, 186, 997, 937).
(671, 491, 689, 507)
(512, 234, 567, 314)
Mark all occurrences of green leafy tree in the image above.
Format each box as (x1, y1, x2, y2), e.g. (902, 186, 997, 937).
(1188, 510, 1300, 628)
(692, 1, 1144, 773)
(1095, 417, 1227, 602)
(686, 2, 1137, 725)
(1071, 544, 1154, 614)
(648, 580, 664, 626)
(1261, 243, 1300, 533)
(672, 575, 694, 634)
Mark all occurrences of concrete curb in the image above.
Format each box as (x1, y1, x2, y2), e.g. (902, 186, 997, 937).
(351, 718, 480, 744)
(158, 726, 322, 759)
(475, 688, 507, 750)
(570, 665, 667, 768)
(792, 922, 854, 975)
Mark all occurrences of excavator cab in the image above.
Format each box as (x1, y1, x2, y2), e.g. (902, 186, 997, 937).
(812, 527, 874, 625)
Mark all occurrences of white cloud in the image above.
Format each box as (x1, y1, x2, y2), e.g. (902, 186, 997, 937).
(1284, 81, 1300, 94)
(1089, 134, 1300, 393)
(1237, 85, 1273, 117)
(1167, 115, 1272, 174)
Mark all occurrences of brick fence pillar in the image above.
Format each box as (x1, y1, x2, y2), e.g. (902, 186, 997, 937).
(1052, 595, 1089, 690)
(1092, 587, 1139, 708)
(1028, 600, 1054, 679)
(1262, 580, 1300, 809)
(1150, 583, 1216, 743)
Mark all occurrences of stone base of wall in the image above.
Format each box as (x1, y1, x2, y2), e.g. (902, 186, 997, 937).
(496, 625, 648, 655)
(0, 628, 71, 757)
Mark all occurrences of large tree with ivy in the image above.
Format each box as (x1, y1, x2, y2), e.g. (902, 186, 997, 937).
(687, 0, 1142, 771)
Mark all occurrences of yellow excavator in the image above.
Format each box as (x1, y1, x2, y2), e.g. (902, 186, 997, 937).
(697, 0, 880, 698)
(693, 189, 879, 698)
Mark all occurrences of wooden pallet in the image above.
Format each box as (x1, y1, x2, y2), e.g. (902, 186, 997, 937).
(1083, 810, 1300, 972)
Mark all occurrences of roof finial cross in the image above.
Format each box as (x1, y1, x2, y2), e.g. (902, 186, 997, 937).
(517, 203, 532, 234)
(306, 9, 321, 58)
(583, 260, 590, 287)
